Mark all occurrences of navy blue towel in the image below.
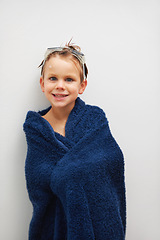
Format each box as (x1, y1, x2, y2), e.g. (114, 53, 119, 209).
(23, 97, 126, 240)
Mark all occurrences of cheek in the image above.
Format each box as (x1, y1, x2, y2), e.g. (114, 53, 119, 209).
(44, 82, 54, 90)
(68, 84, 81, 93)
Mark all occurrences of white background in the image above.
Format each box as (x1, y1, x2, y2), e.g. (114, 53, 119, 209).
(0, 0, 159, 239)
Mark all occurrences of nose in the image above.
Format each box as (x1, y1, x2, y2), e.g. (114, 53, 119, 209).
(56, 79, 65, 90)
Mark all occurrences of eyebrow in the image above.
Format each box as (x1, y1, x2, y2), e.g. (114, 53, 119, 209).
(47, 72, 78, 78)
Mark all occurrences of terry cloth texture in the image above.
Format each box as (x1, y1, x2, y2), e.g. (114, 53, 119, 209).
(23, 97, 126, 240)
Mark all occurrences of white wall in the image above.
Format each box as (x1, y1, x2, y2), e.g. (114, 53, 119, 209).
(0, 0, 159, 239)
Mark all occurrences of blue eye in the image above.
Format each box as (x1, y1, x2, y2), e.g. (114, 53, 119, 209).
(50, 77, 57, 81)
(66, 78, 73, 82)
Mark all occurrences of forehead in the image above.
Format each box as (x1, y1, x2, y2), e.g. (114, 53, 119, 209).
(44, 55, 81, 74)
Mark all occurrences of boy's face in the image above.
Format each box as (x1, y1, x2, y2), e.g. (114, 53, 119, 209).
(40, 55, 87, 111)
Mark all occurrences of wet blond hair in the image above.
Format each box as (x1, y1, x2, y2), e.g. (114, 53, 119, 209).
(38, 40, 88, 82)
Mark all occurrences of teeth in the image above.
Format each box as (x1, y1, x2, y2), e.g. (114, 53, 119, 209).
(54, 94, 67, 97)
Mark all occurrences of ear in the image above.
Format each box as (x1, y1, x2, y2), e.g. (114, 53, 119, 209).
(40, 77, 45, 92)
(79, 79, 87, 94)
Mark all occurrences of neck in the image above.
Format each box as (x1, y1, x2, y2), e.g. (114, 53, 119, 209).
(51, 102, 75, 122)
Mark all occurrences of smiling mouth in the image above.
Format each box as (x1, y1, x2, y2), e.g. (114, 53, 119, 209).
(52, 94, 69, 98)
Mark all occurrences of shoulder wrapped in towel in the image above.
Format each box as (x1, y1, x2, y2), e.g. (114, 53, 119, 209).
(23, 97, 126, 240)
